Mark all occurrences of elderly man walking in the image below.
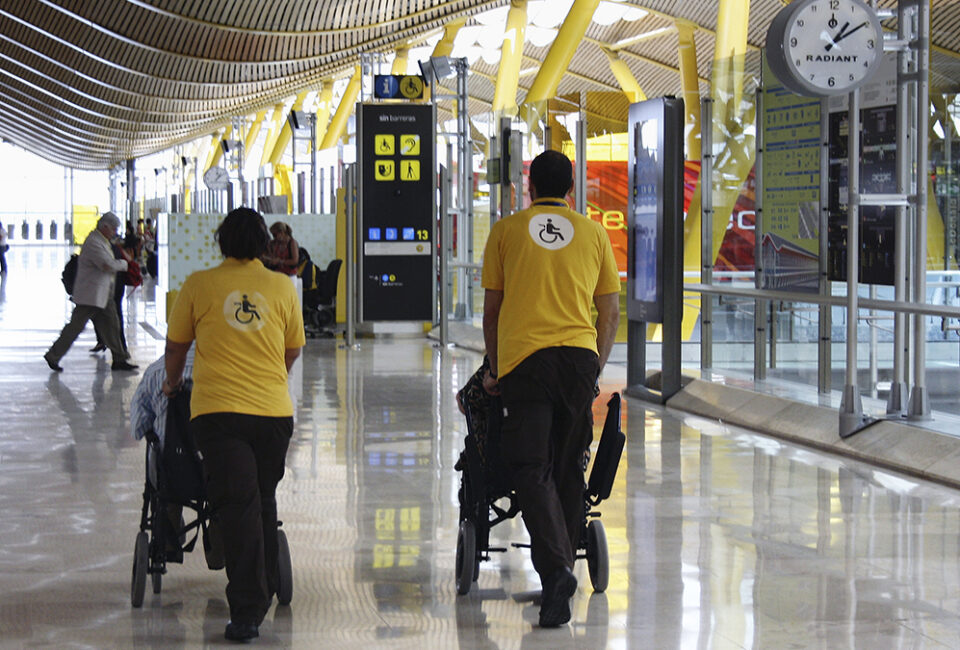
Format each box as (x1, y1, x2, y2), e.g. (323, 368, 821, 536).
(44, 212, 138, 372)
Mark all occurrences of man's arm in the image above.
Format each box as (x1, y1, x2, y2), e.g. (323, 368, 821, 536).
(163, 339, 192, 396)
(482, 289, 503, 394)
(284, 347, 302, 372)
(594, 292, 620, 373)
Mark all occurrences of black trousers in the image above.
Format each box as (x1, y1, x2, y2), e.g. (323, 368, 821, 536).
(191, 413, 292, 625)
(498, 346, 598, 580)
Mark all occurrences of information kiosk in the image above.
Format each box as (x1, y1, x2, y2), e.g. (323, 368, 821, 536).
(624, 97, 684, 403)
(356, 102, 437, 321)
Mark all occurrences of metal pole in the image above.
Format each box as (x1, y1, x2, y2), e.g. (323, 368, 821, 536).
(344, 165, 358, 348)
(840, 87, 865, 436)
(310, 115, 317, 213)
(500, 117, 512, 221)
(819, 97, 832, 393)
(701, 98, 713, 370)
(909, 0, 931, 420)
(446, 142, 459, 320)
(439, 165, 450, 346)
(888, 1, 911, 415)
(754, 88, 767, 380)
(575, 118, 587, 216)
(458, 59, 474, 319)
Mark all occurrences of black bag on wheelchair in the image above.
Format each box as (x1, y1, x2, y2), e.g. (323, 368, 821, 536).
(159, 385, 204, 504)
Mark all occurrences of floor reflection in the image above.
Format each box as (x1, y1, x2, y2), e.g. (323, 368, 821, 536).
(3, 249, 960, 646)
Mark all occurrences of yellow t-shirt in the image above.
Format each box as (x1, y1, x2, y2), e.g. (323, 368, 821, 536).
(481, 199, 620, 378)
(167, 258, 306, 418)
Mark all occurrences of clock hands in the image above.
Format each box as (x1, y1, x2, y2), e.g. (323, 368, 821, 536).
(820, 30, 841, 51)
(825, 20, 869, 51)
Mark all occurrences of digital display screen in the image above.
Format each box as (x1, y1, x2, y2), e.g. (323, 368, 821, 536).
(633, 118, 660, 304)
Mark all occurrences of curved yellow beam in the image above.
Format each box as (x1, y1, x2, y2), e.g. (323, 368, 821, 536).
(493, 0, 527, 115)
(268, 90, 309, 168)
(601, 46, 645, 103)
(524, 0, 601, 105)
(321, 66, 362, 151)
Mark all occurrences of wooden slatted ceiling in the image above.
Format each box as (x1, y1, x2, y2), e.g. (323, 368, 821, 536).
(0, 0, 959, 169)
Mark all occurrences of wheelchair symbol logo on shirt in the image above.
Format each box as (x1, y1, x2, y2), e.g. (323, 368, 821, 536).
(223, 290, 269, 331)
(528, 213, 573, 250)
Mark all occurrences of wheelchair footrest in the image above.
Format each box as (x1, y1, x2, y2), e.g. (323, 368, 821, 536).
(511, 542, 531, 549)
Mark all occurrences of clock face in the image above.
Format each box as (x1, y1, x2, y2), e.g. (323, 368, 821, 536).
(767, 0, 883, 97)
(203, 165, 229, 190)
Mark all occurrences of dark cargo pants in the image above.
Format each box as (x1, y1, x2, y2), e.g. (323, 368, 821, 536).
(498, 346, 598, 579)
(191, 413, 292, 626)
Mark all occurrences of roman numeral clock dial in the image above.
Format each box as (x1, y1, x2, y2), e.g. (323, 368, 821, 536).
(766, 0, 883, 97)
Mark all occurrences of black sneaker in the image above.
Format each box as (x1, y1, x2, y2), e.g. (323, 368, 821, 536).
(224, 621, 259, 642)
(538, 566, 577, 628)
(111, 360, 139, 371)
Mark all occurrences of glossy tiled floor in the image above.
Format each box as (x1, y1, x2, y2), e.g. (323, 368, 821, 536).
(3, 246, 960, 648)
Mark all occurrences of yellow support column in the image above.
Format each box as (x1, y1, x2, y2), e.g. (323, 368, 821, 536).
(524, 0, 601, 105)
(203, 127, 230, 173)
(677, 18, 703, 340)
(259, 103, 287, 168)
(676, 19, 701, 161)
(314, 79, 334, 149)
(268, 90, 309, 168)
(392, 45, 410, 75)
(432, 19, 466, 58)
(710, 0, 753, 267)
(601, 47, 646, 103)
(321, 66, 362, 151)
(493, 0, 528, 115)
(242, 111, 267, 166)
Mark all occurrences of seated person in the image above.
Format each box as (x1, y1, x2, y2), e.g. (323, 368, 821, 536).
(262, 221, 300, 275)
(131, 351, 194, 453)
(130, 351, 196, 562)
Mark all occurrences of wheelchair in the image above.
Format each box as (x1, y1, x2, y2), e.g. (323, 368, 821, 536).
(454, 360, 625, 595)
(130, 385, 293, 607)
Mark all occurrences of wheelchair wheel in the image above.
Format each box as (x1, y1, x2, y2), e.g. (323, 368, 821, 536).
(276, 528, 293, 605)
(586, 519, 609, 593)
(455, 519, 477, 595)
(151, 570, 162, 594)
(131, 531, 148, 607)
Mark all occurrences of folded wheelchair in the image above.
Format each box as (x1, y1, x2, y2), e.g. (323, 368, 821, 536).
(454, 359, 625, 595)
(130, 385, 293, 607)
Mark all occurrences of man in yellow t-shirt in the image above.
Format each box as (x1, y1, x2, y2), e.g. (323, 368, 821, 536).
(164, 207, 305, 643)
(481, 150, 620, 628)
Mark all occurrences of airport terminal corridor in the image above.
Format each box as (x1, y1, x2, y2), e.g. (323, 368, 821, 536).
(3, 247, 960, 648)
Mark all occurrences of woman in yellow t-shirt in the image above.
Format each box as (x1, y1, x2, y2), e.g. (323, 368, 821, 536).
(163, 207, 305, 642)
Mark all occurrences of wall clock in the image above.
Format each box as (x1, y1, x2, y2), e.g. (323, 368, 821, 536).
(766, 0, 883, 97)
(202, 165, 229, 191)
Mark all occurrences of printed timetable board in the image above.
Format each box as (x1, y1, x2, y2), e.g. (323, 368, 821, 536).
(761, 55, 822, 293)
(357, 103, 436, 321)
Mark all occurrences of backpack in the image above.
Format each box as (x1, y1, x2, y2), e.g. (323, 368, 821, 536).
(61, 254, 79, 295)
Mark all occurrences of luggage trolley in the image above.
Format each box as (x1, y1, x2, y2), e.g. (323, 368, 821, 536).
(454, 361, 625, 595)
(130, 385, 293, 607)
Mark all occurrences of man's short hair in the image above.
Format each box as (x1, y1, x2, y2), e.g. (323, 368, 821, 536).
(529, 150, 573, 199)
(98, 212, 121, 232)
(215, 207, 269, 259)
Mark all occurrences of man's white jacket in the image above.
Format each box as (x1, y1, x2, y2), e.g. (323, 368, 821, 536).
(73, 229, 127, 308)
